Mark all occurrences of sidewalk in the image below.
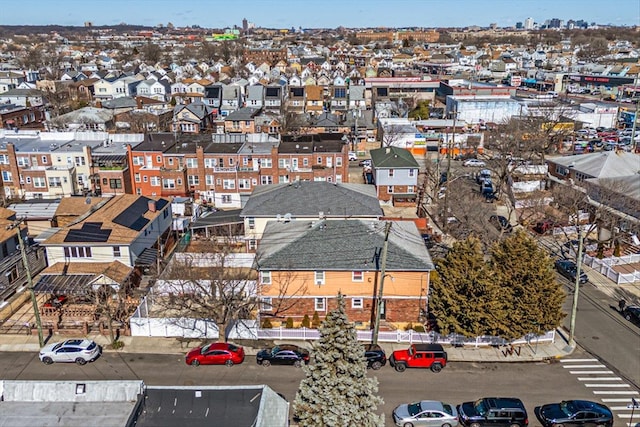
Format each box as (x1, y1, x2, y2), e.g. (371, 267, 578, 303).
(0, 327, 575, 362)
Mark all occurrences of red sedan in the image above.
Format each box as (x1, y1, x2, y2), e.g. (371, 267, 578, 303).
(185, 342, 245, 367)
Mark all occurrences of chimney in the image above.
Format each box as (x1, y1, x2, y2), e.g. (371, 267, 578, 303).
(148, 199, 156, 212)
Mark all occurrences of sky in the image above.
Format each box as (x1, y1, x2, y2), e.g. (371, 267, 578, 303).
(0, 0, 637, 29)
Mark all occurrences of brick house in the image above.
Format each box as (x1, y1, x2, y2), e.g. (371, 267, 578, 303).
(369, 146, 419, 206)
(255, 219, 433, 328)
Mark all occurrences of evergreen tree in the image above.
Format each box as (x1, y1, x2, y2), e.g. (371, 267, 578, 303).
(490, 231, 565, 338)
(293, 295, 383, 427)
(429, 237, 505, 336)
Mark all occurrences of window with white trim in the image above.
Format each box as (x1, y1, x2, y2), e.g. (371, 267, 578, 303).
(1, 171, 12, 182)
(188, 175, 199, 186)
(314, 271, 325, 285)
(261, 176, 273, 185)
(351, 298, 363, 309)
(223, 179, 235, 189)
(63, 246, 92, 258)
(135, 173, 141, 182)
(352, 271, 363, 282)
(186, 158, 198, 168)
(33, 177, 46, 188)
(260, 271, 271, 284)
(133, 156, 144, 166)
(261, 158, 272, 168)
(248, 217, 255, 230)
(388, 168, 394, 177)
(261, 297, 272, 311)
(315, 297, 326, 311)
(205, 175, 214, 186)
(336, 157, 342, 167)
(409, 168, 415, 177)
(204, 158, 216, 168)
(151, 176, 160, 186)
(387, 186, 394, 193)
(163, 179, 176, 189)
(239, 179, 250, 189)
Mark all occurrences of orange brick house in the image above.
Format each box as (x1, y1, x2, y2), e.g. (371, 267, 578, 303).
(254, 219, 433, 328)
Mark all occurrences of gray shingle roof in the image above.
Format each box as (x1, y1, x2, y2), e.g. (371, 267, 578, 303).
(370, 146, 419, 168)
(240, 182, 383, 218)
(550, 152, 640, 179)
(255, 219, 433, 271)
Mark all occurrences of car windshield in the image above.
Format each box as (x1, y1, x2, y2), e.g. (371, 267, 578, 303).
(52, 343, 62, 351)
(559, 401, 576, 416)
(442, 404, 453, 416)
(227, 344, 239, 352)
(271, 346, 280, 354)
(474, 400, 489, 416)
(408, 402, 422, 416)
(200, 344, 211, 354)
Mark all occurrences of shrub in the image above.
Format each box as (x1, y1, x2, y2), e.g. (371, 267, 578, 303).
(404, 323, 414, 331)
(412, 324, 426, 333)
(311, 311, 321, 328)
(285, 317, 294, 329)
(261, 318, 273, 329)
(301, 314, 311, 328)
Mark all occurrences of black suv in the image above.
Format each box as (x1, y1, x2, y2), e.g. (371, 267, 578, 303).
(623, 305, 640, 325)
(363, 344, 386, 370)
(458, 397, 529, 427)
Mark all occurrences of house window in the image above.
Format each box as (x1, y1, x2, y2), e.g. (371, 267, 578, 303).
(248, 239, 257, 250)
(48, 177, 62, 187)
(151, 176, 160, 186)
(352, 298, 363, 309)
(135, 173, 141, 182)
(221, 195, 232, 203)
(143, 175, 149, 182)
(261, 159, 272, 168)
(228, 158, 234, 166)
(314, 271, 325, 285)
(113, 246, 121, 257)
(186, 158, 197, 168)
(188, 175, 199, 186)
(133, 156, 144, 166)
(261, 297, 272, 311)
(109, 179, 122, 189)
(33, 177, 46, 188)
(388, 169, 394, 177)
(556, 165, 568, 176)
(63, 246, 92, 258)
(248, 217, 255, 230)
(168, 158, 174, 165)
(387, 186, 394, 193)
(204, 158, 216, 168)
(409, 168, 415, 177)
(156, 155, 162, 163)
(1, 171, 12, 182)
(302, 158, 309, 166)
(41, 156, 48, 164)
(74, 156, 86, 166)
(223, 179, 235, 189)
(205, 175, 214, 186)
(260, 271, 272, 284)
(17, 157, 29, 167)
(407, 185, 414, 193)
(352, 271, 363, 282)
(261, 176, 273, 185)
(336, 157, 342, 167)
(317, 156, 322, 165)
(238, 179, 250, 189)
(0, 155, 9, 165)
(26, 177, 32, 184)
(163, 179, 176, 189)
(315, 297, 326, 311)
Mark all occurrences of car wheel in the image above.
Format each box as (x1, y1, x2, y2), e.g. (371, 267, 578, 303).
(626, 314, 632, 321)
(261, 360, 271, 367)
(75, 358, 87, 366)
(225, 359, 234, 367)
(509, 424, 520, 427)
(371, 361, 382, 370)
(394, 363, 406, 372)
(431, 363, 443, 373)
(42, 357, 53, 365)
(470, 423, 481, 427)
(403, 423, 414, 427)
(190, 359, 200, 367)
(551, 424, 564, 427)
(442, 424, 452, 427)
(293, 360, 302, 368)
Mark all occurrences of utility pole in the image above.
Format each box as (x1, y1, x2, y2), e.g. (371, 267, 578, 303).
(631, 100, 639, 153)
(16, 226, 44, 347)
(569, 219, 585, 347)
(442, 108, 457, 233)
(372, 222, 392, 345)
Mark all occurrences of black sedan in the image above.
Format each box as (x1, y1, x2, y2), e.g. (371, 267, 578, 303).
(363, 344, 387, 370)
(535, 400, 613, 427)
(623, 305, 640, 325)
(489, 215, 513, 233)
(555, 259, 588, 284)
(256, 344, 310, 367)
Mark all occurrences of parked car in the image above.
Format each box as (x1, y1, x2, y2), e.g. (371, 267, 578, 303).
(489, 215, 513, 233)
(458, 397, 528, 427)
(463, 159, 486, 167)
(185, 342, 245, 367)
(389, 343, 447, 372)
(393, 400, 460, 427)
(534, 400, 613, 427)
(555, 259, 588, 284)
(359, 159, 372, 167)
(256, 344, 310, 367)
(363, 343, 387, 370)
(39, 339, 102, 365)
(623, 305, 640, 325)
(475, 169, 491, 184)
(348, 151, 358, 161)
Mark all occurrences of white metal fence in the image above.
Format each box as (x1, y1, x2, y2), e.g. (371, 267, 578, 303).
(583, 253, 640, 285)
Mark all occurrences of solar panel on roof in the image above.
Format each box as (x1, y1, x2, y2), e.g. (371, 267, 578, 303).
(112, 197, 153, 231)
(64, 222, 111, 242)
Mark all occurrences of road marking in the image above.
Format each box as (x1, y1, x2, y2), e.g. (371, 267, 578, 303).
(617, 413, 640, 419)
(611, 406, 639, 410)
(563, 364, 607, 368)
(586, 384, 630, 387)
(570, 370, 613, 374)
(593, 390, 639, 395)
(560, 358, 599, 363)
(602, 398, 637, 402)
(578, 377, 622, 381)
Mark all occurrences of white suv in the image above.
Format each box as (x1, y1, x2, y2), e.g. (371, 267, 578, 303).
(39, 339, 102, 365)
(348, 151, 358, 161)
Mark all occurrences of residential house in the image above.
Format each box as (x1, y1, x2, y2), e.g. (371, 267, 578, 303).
(304, 85, 324, 115)
(128, 133, 180, 198)
(286, 86, 305, 113)
(547, 152, 640, 184)
(46, 107, 114, 132)
(246, 84, 264, 109)
(220, 84, 243, 116)
(263, 85, 283, 114)
(369, 146, 420, 206)
(134, 79, 171, 101)
(7, 200, 60, 237)
(255, 219, 433, 327)
(172, 101, 214, 133)
(0, 71, 26, 93)
(203, 84, 223, 114)
(0, 88, 46, 108)
(224, 107, 261, 133)
(0, 103, 46, 131)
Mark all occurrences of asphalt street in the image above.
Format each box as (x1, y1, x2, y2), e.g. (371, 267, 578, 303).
(1, 347, 637, 426)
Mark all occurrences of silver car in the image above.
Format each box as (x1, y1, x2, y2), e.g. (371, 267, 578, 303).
(393, 400, 459, 427)
(39, 339, 102, 365)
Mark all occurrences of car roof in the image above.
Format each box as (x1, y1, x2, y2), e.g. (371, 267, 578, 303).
(419, 400, 446, 411)
(567, 400, 611, 413)
(62, 339, 91, 347)
(206, 342, 236, 350)
(483, 397, 526, 409)
(412, 343, 445, 352)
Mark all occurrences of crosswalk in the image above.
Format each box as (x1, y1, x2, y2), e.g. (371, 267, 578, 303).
(561, 358, 640, 426)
